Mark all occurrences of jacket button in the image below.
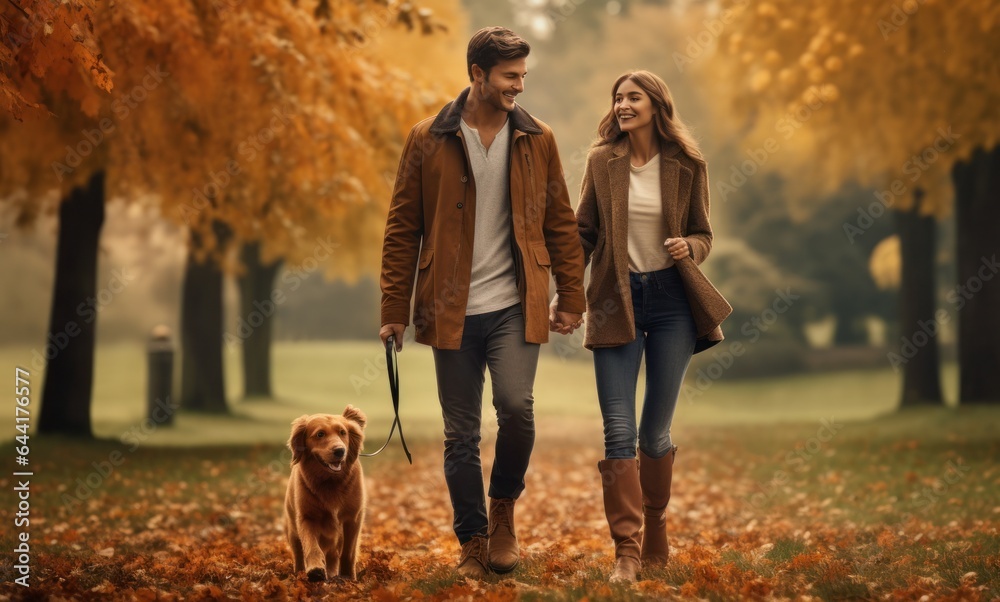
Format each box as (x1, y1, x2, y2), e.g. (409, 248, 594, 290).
(461, 175, 468, 183)
(457, 203, 464, 209)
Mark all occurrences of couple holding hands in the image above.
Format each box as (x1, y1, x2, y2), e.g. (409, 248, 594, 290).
(379, 26, 731, 583)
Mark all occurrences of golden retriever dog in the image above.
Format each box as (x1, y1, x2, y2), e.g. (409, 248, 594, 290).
(285, 406, 366, 581)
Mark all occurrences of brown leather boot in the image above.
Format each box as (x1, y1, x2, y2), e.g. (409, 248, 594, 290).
(488, 497, 519, 573)
(599, 458, 643, 584)
(456, 535, 489, 579)
(639, 446, 677, 566)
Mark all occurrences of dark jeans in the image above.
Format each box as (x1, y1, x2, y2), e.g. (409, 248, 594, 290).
(432, 304, 540, 545)
(593, 267, 697, 460)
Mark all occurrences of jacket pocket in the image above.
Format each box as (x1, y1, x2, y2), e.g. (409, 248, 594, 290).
(418, 248, 434, 269)
(415, 248, 434, 312)
(531, 243, 550, 267)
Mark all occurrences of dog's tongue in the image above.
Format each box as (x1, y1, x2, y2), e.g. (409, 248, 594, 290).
(328, 461, 343, 472)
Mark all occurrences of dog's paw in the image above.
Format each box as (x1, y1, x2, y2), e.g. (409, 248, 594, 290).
(306, 567, 327, 582)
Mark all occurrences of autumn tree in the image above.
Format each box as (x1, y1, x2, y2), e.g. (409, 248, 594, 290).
(1, 0, 463, 432)
(0, 0, 113, 437)
(709, 0, 1000, 405)
(188, 0, 463, 401)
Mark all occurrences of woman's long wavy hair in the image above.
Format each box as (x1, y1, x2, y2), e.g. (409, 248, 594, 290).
(595, 70, 704, 162)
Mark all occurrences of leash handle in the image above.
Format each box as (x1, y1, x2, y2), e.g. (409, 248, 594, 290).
(360, 335, 412, 464)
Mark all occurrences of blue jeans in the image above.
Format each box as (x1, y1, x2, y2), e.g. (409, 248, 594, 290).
(432, 304, 540, 544)
(594, 267, 697, 460)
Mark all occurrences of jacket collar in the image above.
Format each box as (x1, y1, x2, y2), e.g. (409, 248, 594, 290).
(429, 87, 543, 136)
(609, 137, 683, 159)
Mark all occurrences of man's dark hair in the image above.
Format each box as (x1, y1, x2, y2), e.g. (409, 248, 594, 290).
(466, 27, 530, 82)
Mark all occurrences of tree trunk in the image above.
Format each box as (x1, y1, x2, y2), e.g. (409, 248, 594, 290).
(895, 190, 944, 407)
(180, 222, 230, 413)
(237, 241, 283, 399)
(38, 171, 105, 437)
(953, 145, 1000, 404)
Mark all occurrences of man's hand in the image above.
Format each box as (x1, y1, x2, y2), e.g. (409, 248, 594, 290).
(549, 303, 583, 335)
(379, 323, 405, 351)
(549, 298, 563, 333)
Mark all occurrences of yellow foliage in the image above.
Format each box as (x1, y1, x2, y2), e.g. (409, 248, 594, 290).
(870, 235, 901, 290)
(707, 0, 1000, 217)
(757, 3, 778, 18)
(750, 70, 772, 92)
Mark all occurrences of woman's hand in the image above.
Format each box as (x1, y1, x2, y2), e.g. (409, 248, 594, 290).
(552, 311, 583, 335)
(664, 238, 691, 261)
(549, 295, 583, 335)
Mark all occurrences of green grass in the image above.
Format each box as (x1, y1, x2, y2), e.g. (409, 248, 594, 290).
(764, 538, 809, 562)
(699, 405, 999, 527)
(0, 340, 964, 446)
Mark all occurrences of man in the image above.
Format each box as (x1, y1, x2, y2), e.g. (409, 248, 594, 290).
(379, 26, 586, 578)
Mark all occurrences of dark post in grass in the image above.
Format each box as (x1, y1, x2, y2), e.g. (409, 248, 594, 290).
(147, 325, 176, 426)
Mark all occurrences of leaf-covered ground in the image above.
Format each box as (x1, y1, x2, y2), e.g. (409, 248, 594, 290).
(1, 408, 998, 601)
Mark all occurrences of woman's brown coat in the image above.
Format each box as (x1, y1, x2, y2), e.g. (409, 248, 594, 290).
(576, 138, 731, 352)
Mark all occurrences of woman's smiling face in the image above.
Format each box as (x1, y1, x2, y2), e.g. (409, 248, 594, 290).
(614, 78, 654, 134)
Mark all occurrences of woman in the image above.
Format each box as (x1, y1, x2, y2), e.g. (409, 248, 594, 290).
(552, 71, 731, 583)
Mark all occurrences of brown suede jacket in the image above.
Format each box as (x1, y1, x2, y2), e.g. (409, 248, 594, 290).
(380, 88, 586, 349)
(577, 138, 731, 353)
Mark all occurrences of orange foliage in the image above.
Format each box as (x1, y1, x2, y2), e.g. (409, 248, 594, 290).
(0, 0, 111, 120)
(1, 427, 995, 601)
(1, 0, 466, 278)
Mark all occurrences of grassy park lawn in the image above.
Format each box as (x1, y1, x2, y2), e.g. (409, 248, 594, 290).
(0, 341, 996, 600)
(0, 340, 960, 443)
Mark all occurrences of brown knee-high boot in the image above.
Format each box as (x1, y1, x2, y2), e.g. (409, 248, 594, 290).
(598, 458, 643, 583)
(638, 446, 677, 566)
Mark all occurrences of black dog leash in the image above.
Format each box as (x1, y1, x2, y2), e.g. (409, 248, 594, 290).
(360, 336, 412, 464)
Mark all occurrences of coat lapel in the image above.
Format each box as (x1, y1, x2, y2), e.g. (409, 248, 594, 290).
(607, 144, 631, 284)
(659, 157, 682, 235)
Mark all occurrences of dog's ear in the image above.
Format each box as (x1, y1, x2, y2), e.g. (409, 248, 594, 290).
(346, 421, 364, 465)
(288, 415, 310, 465)
(342, 405, 367, 430)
